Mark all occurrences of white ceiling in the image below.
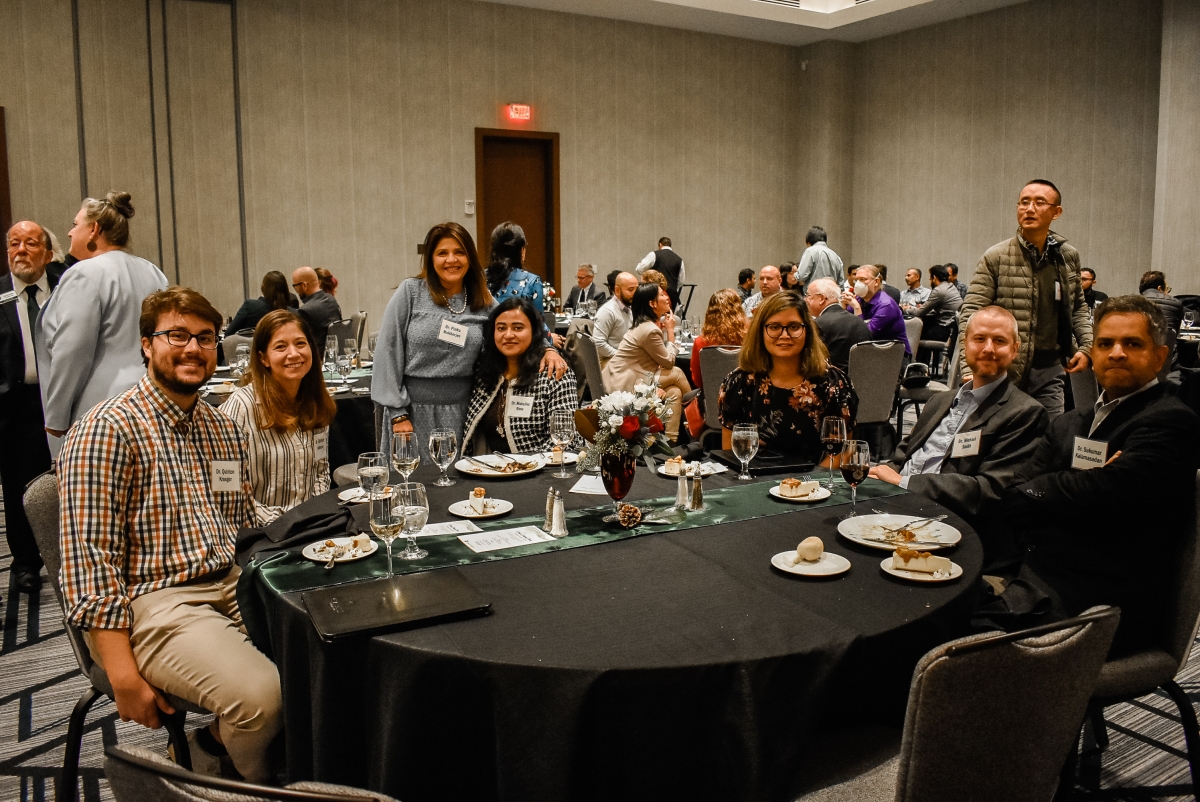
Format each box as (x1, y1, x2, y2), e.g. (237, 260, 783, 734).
(479, 0, 1031, 46)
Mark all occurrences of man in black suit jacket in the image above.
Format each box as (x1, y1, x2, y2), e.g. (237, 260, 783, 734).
(870, 306, 1047, 573)
(565, 264, 607, 311)
(978, 295, 1200, 657)
(804, 278, 870, 373)
(292, 266, 342, 349)
(2, 221, 68, 592)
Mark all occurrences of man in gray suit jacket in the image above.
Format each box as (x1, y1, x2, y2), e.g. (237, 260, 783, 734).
(292, 265, 342, 349)
(870, 306, 1048, 572)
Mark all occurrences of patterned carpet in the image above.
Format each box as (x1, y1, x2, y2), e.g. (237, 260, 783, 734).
(0, 500, 1196, 801)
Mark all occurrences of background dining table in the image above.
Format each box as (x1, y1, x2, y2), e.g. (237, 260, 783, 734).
(239, 462, 983, 802)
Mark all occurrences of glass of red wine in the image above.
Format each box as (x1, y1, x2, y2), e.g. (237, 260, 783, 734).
(839, 440, 871, 516)
(820, 417, 847, 490)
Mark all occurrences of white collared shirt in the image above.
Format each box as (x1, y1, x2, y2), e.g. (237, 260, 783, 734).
(634, 247, 687, 284)
(899, 374, 1006, 485)
(1090, 379, 1159, 436)
(11, 272, 50, 384)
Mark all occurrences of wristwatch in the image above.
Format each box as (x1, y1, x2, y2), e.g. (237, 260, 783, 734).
(391, 413, 410, 428)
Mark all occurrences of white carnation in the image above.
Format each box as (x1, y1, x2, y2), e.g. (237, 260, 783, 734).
(608, 415, 624, 428)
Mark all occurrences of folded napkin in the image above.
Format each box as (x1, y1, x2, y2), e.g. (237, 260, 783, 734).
(235, 493, 355, 565)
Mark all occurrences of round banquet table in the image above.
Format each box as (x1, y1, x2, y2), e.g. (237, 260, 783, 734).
(243, 463, 983, 802)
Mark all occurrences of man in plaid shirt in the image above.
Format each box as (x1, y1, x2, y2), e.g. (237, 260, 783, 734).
(58, 287, 281, 781)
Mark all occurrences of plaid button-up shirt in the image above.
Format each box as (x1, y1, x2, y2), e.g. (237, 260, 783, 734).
(58, 375, 251, 630)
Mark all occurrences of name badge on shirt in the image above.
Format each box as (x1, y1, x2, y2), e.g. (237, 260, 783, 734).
(1055, 281, 1062, 301)
(314, 430, 329, 462)
(507, 395, 534, 419)
(1072, 437, 1107, 470)
(438, 319, 468, 348)
(951, 430, 981, 458)
(0, 290, 17, 306)
(210, 460, 241, 492)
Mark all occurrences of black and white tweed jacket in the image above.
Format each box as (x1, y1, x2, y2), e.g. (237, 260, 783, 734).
(462, 370, 580, 455)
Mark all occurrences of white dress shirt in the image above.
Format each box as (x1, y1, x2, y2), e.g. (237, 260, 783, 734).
(592, 296, 633, 361)
(11, 273, 50, 384)
(635, 247, 687, 284)
(899, 374, 1006, 486)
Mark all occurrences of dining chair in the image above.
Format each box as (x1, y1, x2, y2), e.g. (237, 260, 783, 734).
(1066, 469, 1200, 800)
(697, 346, 740, 452)
(325, 319, 356, 355)
(23, 473, 207, 802)
(349, 310, 367, 350)
(847, 340, 906, 459)
(903, 317, 923, 356)
(917, 319, 957, 380)
(574, 332, 606, 402)
(896, 334, 957, 432)
(798, 607, 1120, 802)
(222, 332, 253, 365)
(104, 744, 400, 801)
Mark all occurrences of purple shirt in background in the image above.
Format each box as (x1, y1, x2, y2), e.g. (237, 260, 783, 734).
(858, 291, 911, 355)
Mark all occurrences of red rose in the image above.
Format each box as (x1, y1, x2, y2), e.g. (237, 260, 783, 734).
(618, 415, 641, 439)
(645, 415, 664, 434)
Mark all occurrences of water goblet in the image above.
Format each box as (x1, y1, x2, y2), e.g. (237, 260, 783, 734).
(397, 483, 429, 561)
(428, 428, 458, 487)
(370, 488, 404, 576)
(391, 431, 420, 482)
(549, 410, 576, 478)
(731, 423, 759, 480)
(820, 417, 847, 490)
(336, 354, 353, 385)
(357, 452, 388, 500)
(324, 335, 339, 375)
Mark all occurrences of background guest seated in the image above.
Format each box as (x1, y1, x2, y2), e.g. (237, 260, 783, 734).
(690, 289, 746, 389)
(226, 271, 292, 334)
(719, 291, 856, 465)
(602, 282, 691, 443)
(804, 277, 870, 374)
(463, 298, 579, 455)
(565, 264, 606, 311)
(291, 265, 341, 350)
(913, 263, 962, 343)
(841, 264, 910, 356)
(975, 295, 1200, 657)
(221, 310, 337, 525)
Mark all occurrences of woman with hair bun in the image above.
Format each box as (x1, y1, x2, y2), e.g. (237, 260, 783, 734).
(36, 191, 168, 447)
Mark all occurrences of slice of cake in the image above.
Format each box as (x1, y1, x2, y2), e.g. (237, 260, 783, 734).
(550, 446, 564, 465)
(779, 478, 821, 498)
(892, 546, 952, 574)
(663, 456, 685, 476)
(469, 487, 487, 514)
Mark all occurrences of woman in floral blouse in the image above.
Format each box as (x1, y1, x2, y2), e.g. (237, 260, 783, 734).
(718, 291, 857, 463)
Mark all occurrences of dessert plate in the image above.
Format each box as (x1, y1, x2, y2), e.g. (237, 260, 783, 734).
(455, 454, 546, 477)
(539, 451, 579, 465)
(880, 556, 963, 582)
(771, 550, 850, 577)
(338, 487, 393, 504)
(768, 485, 832, 503)
(302, 536, 378, 563)
(837, 513, 961, 551)
(448, 499, 514, 518)
(656, 462, 724, 478)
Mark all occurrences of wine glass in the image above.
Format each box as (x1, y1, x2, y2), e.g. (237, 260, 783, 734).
(370, 487, 404, 576)
(428, 428, 458, 487)
(343, 337, 358, 361)
(398, 483, 429, 561)
(233, 344, 250, 379)
(839, 440, 871, 516)
(1185, 310, 1197, 329)
(391, 431, 420, 482)
(820, 417, 847, 490)
(357, 452, 388, 500)
(549, 410, 576, 478)
(324, 335, 339, 375)
(731, 423, 759, 480)
(336, 354, 353, 386)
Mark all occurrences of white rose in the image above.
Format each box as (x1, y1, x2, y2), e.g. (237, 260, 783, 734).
(608, 415, 624, 428)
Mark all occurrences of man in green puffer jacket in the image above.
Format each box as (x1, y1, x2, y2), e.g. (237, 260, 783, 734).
(957, 179, 1093, 417)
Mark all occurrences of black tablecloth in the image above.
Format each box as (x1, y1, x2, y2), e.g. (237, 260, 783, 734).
(248, 465, 983, 802)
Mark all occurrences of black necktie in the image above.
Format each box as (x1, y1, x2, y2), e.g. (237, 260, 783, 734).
(25, 284, 40, 325)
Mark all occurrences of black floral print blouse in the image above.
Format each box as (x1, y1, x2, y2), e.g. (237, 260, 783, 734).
(717, 366, 858, 464)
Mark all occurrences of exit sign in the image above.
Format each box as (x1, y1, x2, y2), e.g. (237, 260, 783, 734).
(506, 104, 531, 121)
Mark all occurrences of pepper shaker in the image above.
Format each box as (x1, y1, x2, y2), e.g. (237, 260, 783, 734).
(543, 487, 556, 533)
(550, 490, 569, 538)
(689, 464, 706, 511)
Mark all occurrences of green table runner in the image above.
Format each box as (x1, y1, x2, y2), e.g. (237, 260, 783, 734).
(248, 478, 907, 596)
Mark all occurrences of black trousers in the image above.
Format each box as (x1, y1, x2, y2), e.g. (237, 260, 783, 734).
(0, 384, 51, 571)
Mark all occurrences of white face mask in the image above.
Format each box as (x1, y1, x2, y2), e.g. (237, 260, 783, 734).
(854, 281, 870, 298)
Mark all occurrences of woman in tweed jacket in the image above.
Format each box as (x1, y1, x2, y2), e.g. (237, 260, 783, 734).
(463, 298, 579, 455)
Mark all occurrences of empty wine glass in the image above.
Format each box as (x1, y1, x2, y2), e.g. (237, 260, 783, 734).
(370, 487, 404, 576)
(820, 417, 847, 490)
(336, 354, 353, 385)
(233, 344, 250, 379)
(357, 452, 388, 500)
(343, 337, 358, 361)
(428, 428, 458, 487)
(839, 440, 871, 516)
(549, 410, 575, 478)
(731, 423, 759, 480)
(391, 431, 420, 482)
(324, 335, 339, 375)
(398, 482, 429, 561)
(1185, 310, 1197, 329)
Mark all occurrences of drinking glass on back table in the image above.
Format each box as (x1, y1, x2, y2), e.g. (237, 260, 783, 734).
(820, 417, 847, 490)
(549, 410, 576, 478)
(391, 431, 420, 482)
(398, 483, 429, 561)
(839, 440, 871, 516)
(731, 423, 759, 480)
(428, 428, 458, 487)
(357, 452, 388, 500)
(324, 335, 339, 374)
(370, 488, 403, 576)
(336, 354, 353, 386)
(343, 337, 358, 360)
(234, 344, 250, 378)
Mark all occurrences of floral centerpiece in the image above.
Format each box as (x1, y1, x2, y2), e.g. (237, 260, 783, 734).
(578, 382, 675, 471)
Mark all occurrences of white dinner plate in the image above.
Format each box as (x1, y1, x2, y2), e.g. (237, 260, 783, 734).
(880, 556, 963, 582)
(360, 360, 373, 367)
(352, 386, 372, 394)
(768, 485, 832, 503)
(213, 365, 231, 372)
(540, 451, 579, 465)
(657, 463, 717, 478)
(771, 550, 851, 577)
(338, 486, 394, 504)
(455, 454, 546, 477)
(331, 386, 350, 394)
(302, 536, 378, 563)
(205, 383, 236, 395)
(448, 498, 514, 518)
(837, 513, 961, 552)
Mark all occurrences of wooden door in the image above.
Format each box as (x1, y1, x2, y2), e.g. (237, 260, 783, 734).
(475, 129, 560, 292)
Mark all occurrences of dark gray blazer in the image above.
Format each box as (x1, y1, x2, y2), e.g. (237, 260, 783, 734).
(297, 290, 343, 343)
(886, 377, 1047, 520)
(814, 304, 870, 374)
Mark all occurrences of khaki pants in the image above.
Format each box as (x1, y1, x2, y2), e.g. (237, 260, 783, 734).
(88, 566, 282, 782)
(658, 366, 692, 441)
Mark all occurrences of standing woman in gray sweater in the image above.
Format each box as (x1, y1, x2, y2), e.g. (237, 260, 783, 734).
(373, 222, 567, 460)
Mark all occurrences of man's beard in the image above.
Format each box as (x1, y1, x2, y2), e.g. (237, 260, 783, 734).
(150, 361, 208, 396)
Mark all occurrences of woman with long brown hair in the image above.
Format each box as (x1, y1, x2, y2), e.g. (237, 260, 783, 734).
(689, 288, 746, 389)
(221, 309, 337, 524)
(372, 221, 566, 459)
(226, 271, 291, 334)
(718, 291, 856, 463)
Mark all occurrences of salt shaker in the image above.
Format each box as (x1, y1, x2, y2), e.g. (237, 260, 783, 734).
(543, 487, 556, 533)
(550, 490, 569, 538)
(689, 464, 706, 511)
(675, 472, 689, 510)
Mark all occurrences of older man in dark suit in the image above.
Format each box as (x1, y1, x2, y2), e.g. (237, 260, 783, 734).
(870, 306, 1047, 572)
(804, 278, 869, 373)
(2, 221, 68, 592)
(978, 295, 1200, 657)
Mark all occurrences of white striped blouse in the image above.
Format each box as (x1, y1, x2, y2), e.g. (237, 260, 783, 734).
(220, 384, 331, 525)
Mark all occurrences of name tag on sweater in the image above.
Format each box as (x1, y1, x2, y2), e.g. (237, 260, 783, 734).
(211, 461, 241, 491)
(438, 319, 467, 347)
(1072, 437, 1107, 470)
(314, 430, 329, 462)
(951, 430, 981, 458)
(507, 396, 534, 419)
